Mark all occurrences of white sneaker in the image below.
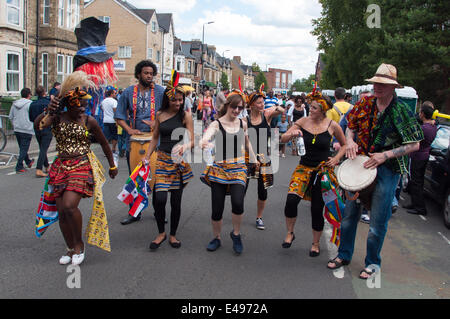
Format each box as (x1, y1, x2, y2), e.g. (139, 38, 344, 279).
(59, 255, 71, 265)
(71, 251, 85, 265)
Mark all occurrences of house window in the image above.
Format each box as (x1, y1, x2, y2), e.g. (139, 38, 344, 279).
(43, 0, 50, 25)
(6, 52, 20, 92)
(7, 0, 20, 26)
(66, 0, 73, 29)
(42, 53, 48, 92)
(66, 55, 73, 75)
(98, 16, 110, 28)
(288, 73, 292, 87)
(58, 0, 64, 27)
(281, 73, 286, 89)
(187, 61, 192, 74)
(152, 21, 157, 33)
(57, 54, 65, 83)
(147, 48, 153, 60)
(74, 0, 80, 27)
(275, 72, 280, 88)
(156, 51, 160, 63)
(118, 46, 132, 58)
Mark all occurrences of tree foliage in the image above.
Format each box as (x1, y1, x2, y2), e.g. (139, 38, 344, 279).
(312, 0, 450, 112)
(220, 72, 230, 91)
(254, 72, 268, 92)
(291, 74, 316, 93)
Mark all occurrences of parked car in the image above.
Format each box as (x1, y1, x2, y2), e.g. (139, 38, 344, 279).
(423, 123, 450, 229)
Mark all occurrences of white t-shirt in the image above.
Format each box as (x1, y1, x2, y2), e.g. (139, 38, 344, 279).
(102, 97, 118, 124)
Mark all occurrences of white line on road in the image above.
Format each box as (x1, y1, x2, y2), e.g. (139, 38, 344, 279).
(438, 232, 450, 245)
(419, 215, 427, 221)
(6, 171, 16, 176)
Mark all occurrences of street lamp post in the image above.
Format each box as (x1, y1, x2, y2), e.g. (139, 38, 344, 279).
(201, 21, 214, 88)
(222, 49, 230, 58)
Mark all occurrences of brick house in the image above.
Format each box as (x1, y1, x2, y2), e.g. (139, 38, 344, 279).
(264, 67, 292, 94)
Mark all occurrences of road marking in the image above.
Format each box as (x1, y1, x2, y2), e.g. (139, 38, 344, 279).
(6, 171, 16, 175)
(419, 215, 427, 221)
(438, 232, 450, 245)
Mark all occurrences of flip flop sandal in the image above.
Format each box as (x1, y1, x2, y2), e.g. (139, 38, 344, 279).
(327, 257, 350, 270)
(359, 269, 376, 280)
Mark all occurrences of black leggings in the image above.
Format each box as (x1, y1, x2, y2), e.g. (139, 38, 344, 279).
(211, 182, 245, 221)
(284, 174, 325, 232)
(244, 174, 268, 201)
(152, 185, 185, 236)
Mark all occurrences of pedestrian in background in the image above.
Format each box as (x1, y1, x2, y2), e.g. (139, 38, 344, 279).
(403, 104, 437, 216)
(9, 88, 34, 173)
(101, 87, 119, 157)
(49, 82, 61, 100)
(29, 86, 52, 177)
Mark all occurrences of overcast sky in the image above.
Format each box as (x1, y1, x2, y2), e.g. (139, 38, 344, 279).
(125, 0, 322, 81)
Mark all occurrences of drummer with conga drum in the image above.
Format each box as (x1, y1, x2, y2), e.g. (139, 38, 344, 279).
(114, 60, 165, 225)
(327, 63, 423, 280)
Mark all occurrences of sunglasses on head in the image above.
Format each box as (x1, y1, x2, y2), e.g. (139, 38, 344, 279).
(230, 104, 244, 111)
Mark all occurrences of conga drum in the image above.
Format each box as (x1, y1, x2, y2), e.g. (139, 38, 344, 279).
(130, 134, 157, 189)
(336, 155, 377, 210)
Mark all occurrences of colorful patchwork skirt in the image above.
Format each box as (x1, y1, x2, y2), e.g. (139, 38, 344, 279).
(48, 154, 94, 198)
(154, 150, 194, 192)
(288, 162, 338, 201)
(200, 157, 247, 193)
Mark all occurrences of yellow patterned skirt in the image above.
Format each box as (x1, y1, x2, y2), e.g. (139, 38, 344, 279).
(154, 150, 193, 192)
(288, 161, 338, 201)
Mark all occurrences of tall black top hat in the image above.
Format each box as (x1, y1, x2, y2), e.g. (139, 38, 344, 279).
(73, 17, 115, 71)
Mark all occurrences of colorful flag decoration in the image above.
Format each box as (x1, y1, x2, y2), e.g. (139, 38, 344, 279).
(35, 176, 58, 238)
(321, 172, 345, 247)
(117, 162, 152, 217)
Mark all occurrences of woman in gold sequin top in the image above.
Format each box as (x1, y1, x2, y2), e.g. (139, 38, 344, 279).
(35, 88, 118, 265)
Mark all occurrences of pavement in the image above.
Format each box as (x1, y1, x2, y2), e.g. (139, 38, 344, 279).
(0, 119, 449, 302)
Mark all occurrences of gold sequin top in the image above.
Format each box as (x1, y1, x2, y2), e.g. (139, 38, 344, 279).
(53, 121, 91, 156)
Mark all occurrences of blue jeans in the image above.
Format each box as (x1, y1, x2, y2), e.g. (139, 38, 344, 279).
(15, 132, 33, 171)
(338, 165, 400, 267)
(35, 130, 52, 170)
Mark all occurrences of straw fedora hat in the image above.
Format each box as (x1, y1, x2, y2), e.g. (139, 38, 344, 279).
(366, 63, 403, 88)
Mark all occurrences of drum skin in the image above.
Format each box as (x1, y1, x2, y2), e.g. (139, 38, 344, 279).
(336, 155, 377, 210)
(130, 134, 157, 189)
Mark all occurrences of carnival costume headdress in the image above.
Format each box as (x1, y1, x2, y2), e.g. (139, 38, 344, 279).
(73, 17, 117, 86)
(306, 82, 332, 112)
(248, 84, 266, 106)
(228, 76, 248, 104)
(165, 70, 195, 99)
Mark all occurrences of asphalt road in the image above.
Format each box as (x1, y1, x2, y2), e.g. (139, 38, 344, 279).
(0, 125, 449, 301)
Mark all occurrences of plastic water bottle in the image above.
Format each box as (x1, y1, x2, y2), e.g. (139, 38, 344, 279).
(113, 152, 119, 168)
(297, 136, 306, 156)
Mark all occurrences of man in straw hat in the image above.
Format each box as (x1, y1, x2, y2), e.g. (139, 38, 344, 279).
(327, 63, 424, 279)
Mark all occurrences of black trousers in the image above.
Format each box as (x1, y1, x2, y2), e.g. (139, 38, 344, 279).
(14, 132, 32, 171)
(284, 173, 325, 232)
(410, 159, 428, 212)
(211, 182, 245, 221)
(153, 185, 185, 236)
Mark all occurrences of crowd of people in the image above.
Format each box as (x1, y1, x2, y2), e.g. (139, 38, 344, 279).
(9, 59, 442, 281)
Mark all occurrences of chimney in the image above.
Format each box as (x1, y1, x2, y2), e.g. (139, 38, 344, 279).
(233, 56, 241, 64)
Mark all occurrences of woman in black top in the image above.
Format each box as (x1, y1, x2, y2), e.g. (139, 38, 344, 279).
(244, 89, 284, 230)
(200, 92, 258, 255)
(280, 91, 346, 257)
(144, 81, 194, 250)
(289, 95, 308, 155)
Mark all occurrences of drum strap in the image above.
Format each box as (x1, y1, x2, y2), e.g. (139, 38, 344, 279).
(132, 84, 156, 129)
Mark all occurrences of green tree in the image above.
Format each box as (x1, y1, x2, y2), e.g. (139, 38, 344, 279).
(312, 0, 450, 112)
(291, 74, 316, 93)
(252, 62, 262, 72)
(220, 72, 230, 91)
(254, 72, 268, 92)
